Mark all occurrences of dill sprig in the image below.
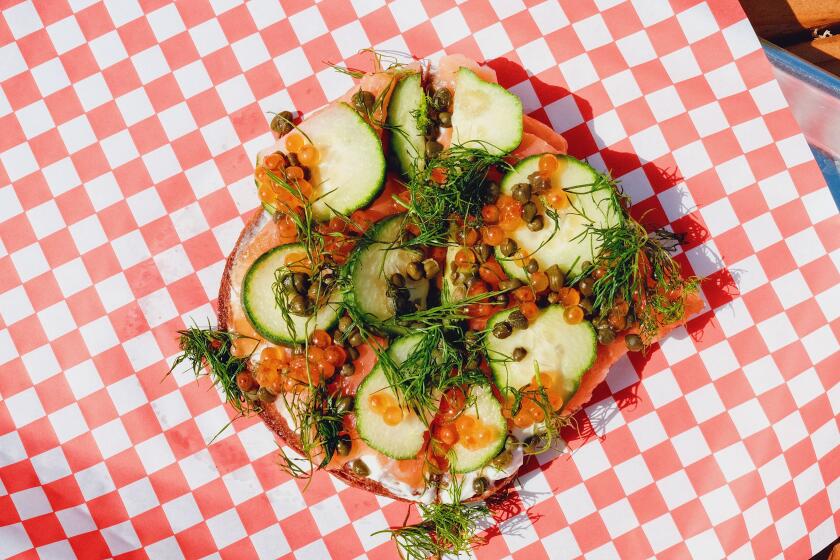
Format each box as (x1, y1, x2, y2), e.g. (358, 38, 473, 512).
(564, 171, 698, 342)
(169, 326, 259, 416)
(400, 143, 511, 248)
(376, 501, 490, 560)
(281, 382, 349, 470)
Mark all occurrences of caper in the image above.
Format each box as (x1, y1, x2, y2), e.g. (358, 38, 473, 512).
(528, 171, 550, 192)
(438, 111, 451, 127)
(580, 260, 592, 272)
(508, 310, 528, 329)
(307, 283, 323, 302)
(422, 258, 441, 278)
(346, 345, 360, 360)
(579, 277, 594, 297)
(521, 201, 537, 222)
(493, 293, 508, 306)
(339, 363, 356, 377)
(281, 273, 296, 293)
(492, 321, 513, 339)
(484, 181, 500, 203)
(524, 434, 546, 453)
(287, 152, 300, 167)
(491, 449, 513, 469)
(338, 316, 353, 333)
(499, 278, 523, 291)
(352, 89, 375, 112)
(425, 140, 443, 158)
(292, 272, 310, 294)
(389, 272, 406, 288)
(527, 216, 544, 232)
(432, 88, 451, 111)
(580, 298, 593, 314)
(452, 285, 467, 300)
(597, 327, 616, 345)
(257, 387, 277, 403)
(500, 238, 518, 257)
(545, 265, 564, 292)
(512, 347, 527, 361)
(525, 258, 539, 274)
(336, 435, 352, 456)
(349, 459, 370, 477)
(475, 243, 491, 262)
(464, 331, 480, 346)
(289, 295, 309, 316)
(625, 334, 644, 352)
(335, 396, 354, 415)
(512, 183, 531, 203)
(348, 330, 364, 347)
(270, 110, 294, 136)
(472, 476, 489, 495)
(406, 260, 426, 281)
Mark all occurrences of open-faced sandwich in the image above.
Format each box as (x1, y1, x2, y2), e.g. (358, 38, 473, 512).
(172, 52, 702, 555)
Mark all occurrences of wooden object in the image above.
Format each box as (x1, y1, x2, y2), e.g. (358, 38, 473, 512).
(740, 0, 840, 39)
(788, 35, 840, 76)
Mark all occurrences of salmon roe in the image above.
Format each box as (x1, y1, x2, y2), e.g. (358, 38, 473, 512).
(538, 153, 558, 173)
(481, 225, 504, 246)
(369, 393, 406, 426)
(298, 145, 319, 166)
(564, 305, 584, 324)
(545, 189, 569, 209)
(285, 133, 304, 153)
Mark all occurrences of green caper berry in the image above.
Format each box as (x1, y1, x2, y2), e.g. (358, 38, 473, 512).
(292, 272, 310, 294)
(512, 183, 531, 203)
(546, 265, 564, 292)
(492, 321, 513, 339)
(475, 243, 491, 262)
(472, 477, 489, 495)
(352, 89, 375, 112)
(581, 260, 592, 272)
(390, 273, 406, 288)
(625, 334, 644, 352)
(257, 387, 277, 403)
(422, 258, 440, 278)
(425, 140, 443, 158)
(270, 110, 293, 135)
(500, 238, 518, 257)
(348, 330, 364, 347)
(350, 459, 370, 477)
(499, 278, 523, 291)
(580, 298, 594, 314)
(512, 347, 527, 361)
(527, 216, 544, 232)
(432, 88, 451, 111)
(579, 277, 594, 297)
(289, 295, 309, 316)
(438, 111, 451, 127)
(525, 258, 539, 274)
(406, 260, 426, 281)
(281, 273, 296, 293)
(597, 327, 616, 345)
(335, 396, 354, 415)
(346, 345, 359, 360)
(336, 435, 352, 457)
(521, 201, 537, 223)
(338, 316, 353, 333)
(340, 363, 356, 377)
(528, 171, 550, 192)
(508, 310, 528, 329)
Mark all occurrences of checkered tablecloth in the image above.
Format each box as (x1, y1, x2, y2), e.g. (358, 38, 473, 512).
(0, 0, 838, 558)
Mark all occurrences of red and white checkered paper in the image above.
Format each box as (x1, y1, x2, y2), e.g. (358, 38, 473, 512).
(0, 0, 838, 558)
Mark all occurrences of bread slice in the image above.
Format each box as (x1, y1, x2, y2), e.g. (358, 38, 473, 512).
(216, 57, 703, 504)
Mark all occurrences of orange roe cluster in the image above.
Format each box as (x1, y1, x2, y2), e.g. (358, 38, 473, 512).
(368, 393, 404, 426)
(504, 372, 564, 429)
(256, 132, 320, 211)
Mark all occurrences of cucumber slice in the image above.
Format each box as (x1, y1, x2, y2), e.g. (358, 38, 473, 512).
(346, 215, 430, 334)
(242, 243, 341, 345)
(355, 335, 429, 459)
(449, 385, 507, 473)
(387, 72, 426, 178)
(484, 305, 596, 406)
(451, 68, 523, 155)
(496, 154, 620, 281)
(298, 102, 386, 221)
